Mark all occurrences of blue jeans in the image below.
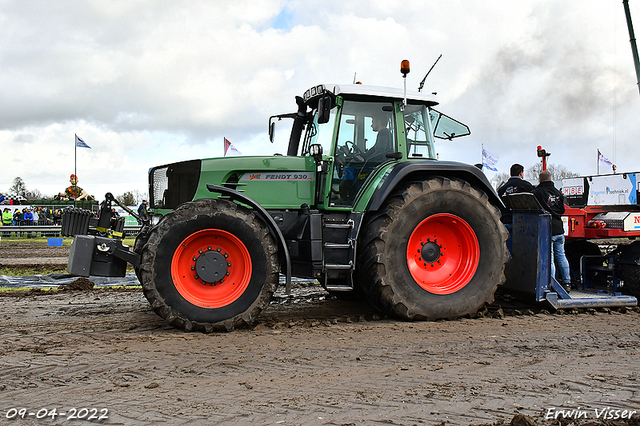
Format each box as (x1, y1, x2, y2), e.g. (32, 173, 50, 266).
(551, 234, 571, 284)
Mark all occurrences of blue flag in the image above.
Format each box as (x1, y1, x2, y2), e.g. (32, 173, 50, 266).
(482, 147, 499, 171)
(75, 134, 91, 149)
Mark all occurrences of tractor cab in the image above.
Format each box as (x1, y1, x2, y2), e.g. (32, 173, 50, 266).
(275, 83, 471, 208)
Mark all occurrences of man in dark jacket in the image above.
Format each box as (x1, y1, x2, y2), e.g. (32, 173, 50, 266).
(137, 200, 149, 224)
(533, 170, 571, 292)
(497, 164, 535, 227)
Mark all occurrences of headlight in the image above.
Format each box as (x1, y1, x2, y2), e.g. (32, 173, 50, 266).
(309, 144, 323, 156)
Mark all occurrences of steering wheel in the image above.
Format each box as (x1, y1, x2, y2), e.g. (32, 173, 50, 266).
(336, 141, 365, 164)
(343, 141, 364, 158)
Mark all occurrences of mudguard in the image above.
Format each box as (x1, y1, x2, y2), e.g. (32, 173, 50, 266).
(365, 161, 503, 212)
(206, 184, 292, 293)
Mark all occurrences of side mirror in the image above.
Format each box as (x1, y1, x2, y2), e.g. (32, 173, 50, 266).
(317, 93, 333, 124)
(269, 120, 275, 143)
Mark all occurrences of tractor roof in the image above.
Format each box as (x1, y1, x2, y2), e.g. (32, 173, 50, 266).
(303, 84, 439, 107)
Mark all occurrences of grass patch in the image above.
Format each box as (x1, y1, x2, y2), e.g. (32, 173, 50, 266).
(1, 235, 137, 276)
(0, 236, 136, 246)
(1, 236, 73, 245)
(0, 266, 68, 276)
(104, 285, 142, 290)
(0, 265, 136, 277)
(0, 285, 143, 296)
(0, 286, 58, 293)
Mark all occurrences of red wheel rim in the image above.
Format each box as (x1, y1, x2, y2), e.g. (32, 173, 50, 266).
(171, 229, 252, 308)
(406, 213, 479, 295)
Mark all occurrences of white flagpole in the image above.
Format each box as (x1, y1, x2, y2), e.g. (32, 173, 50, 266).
(74, 134, 77, 207)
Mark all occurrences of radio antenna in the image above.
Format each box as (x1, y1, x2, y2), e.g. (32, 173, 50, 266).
(418, 54, 442, 92)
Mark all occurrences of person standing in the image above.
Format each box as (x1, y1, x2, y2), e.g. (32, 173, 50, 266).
(12, 209, 22, 236)
(12, 209, 22, 225)
(137, 200, 149, 224)
(22, 208, 34, 225)
(533, 170, 572, 293)
(52, 209, 62, 225)
(22, 208, 35, 238)
(2, 208, 12, 236)
(497, 164, 535, 228)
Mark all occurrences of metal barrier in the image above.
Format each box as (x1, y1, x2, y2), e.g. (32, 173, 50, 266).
(0, 225, 142, 237)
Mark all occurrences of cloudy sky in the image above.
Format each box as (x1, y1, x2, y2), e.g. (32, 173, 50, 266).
(2, 0, 640, 199)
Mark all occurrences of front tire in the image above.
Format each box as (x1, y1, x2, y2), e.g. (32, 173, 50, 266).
(133, 225, 151, 282)
(140, 199, 279, 332)
(357, 178, 508, 320)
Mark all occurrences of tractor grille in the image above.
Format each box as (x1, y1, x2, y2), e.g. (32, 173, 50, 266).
(149, 160, 201, 209)
(151, 166, 169, 209)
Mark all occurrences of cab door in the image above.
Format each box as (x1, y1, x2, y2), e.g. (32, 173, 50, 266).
(325, 100, 397, 208)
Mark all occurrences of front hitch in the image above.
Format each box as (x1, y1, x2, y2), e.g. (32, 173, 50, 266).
(62, 193, 142, 277)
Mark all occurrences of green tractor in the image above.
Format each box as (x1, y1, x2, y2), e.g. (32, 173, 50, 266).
(65, 65, 509, 332)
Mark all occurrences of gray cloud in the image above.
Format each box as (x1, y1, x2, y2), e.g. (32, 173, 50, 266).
(1, 0, 639, 197)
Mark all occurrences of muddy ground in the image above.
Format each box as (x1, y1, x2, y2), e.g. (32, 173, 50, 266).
(0, 241, 70, 272)
(1, 241, 640, 425)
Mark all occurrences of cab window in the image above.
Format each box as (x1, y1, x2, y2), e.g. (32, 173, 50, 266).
(330, 100, 395, 207)
(301, 107, 337, 156)
(404, 105, 436, 159)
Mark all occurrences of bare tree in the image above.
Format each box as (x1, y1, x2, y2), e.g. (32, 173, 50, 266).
(490, 172, 510, 188)
(25, 188, 44, 200)
(132, 190, 145, 205)
(525, 163, 579, 181)
(9, 177, 27, 198)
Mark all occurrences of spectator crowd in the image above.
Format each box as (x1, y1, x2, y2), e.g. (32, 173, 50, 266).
(1, 206, 64, 237)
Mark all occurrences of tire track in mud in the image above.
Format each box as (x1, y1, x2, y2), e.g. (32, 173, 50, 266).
(1, 287, 640, 425)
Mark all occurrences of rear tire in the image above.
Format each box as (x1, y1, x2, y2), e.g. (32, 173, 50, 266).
(616, 241, 640, 297)
(619, 264, 640, 297)
(140, 199, 279, 332)
(357, 178, 508, 320)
